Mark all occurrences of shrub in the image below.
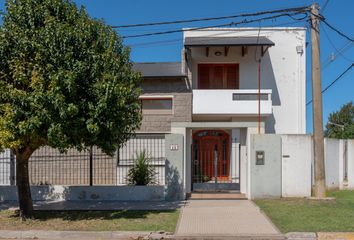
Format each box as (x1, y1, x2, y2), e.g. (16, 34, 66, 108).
(126, 151, 157, 185)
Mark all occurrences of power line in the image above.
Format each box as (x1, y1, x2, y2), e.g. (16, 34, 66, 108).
(321, 25, 354, 63)
(321, 63, 353, 93)
(321, 18, 354, 42)
(113, 6, 310, 28)
(321, 0, 330, 13)
(321, 41, 354, 69)
(305, 24, 352, 77)
(127, 19, 308, 48)
(306, 63, 354, 106)
(310, 12, 354, 42)
(128, 38, 181, 47)
(121, 11, 309, 39)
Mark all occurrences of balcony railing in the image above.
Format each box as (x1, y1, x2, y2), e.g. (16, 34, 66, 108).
(192, 89, 272, 115)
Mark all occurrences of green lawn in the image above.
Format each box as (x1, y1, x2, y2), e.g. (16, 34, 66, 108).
(254, 190, 354, 233)
(0, 210, 180, 232)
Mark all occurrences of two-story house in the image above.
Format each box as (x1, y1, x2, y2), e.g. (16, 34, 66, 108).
(133, 27, 306, 198)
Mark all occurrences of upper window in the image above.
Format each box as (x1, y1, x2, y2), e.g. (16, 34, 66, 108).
(141, 98, 173, 115)
(198, 64, 239, 89)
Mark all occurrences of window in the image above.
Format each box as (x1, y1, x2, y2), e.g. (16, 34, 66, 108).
(198, 64, 239, 89)
(141, 98, 173, 114)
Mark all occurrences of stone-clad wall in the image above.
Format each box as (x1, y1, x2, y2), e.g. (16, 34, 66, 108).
(138, 77, 192, 133)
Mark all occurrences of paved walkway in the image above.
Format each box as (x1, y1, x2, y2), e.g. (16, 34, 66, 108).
(176, 200, 281, 237)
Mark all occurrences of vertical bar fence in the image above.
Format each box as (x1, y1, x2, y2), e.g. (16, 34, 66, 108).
(0, 134, 165, 186)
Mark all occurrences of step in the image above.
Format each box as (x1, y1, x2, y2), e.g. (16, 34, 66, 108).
(189, 192, 247, 200)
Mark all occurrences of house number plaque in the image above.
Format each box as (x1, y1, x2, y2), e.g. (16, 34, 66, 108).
(170, 144, 179, 151)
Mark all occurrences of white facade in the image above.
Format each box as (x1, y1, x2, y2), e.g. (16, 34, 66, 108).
(184, 27, 307, 134)
(193, 89, 272, 116)
(170, 28, 307, 198)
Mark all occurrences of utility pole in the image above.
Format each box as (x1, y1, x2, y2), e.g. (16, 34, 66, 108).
(310, 3, 326, 198)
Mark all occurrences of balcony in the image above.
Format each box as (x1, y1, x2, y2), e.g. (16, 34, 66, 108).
(192, 89, 272, 116)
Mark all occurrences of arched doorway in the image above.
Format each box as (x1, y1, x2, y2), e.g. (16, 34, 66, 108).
(192, 130, 230, 185)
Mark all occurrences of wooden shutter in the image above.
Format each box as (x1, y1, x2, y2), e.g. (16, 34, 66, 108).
(198, 64, 239, 89)
(212, 65, 224, 89)
(226, 64, 239, 89)
(198, 65, 210, 89)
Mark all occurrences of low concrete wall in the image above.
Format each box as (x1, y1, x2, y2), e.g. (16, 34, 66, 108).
(251, 135, 352, 198)
(250, 134, 282, 199)
(324, 139, 343, 190)
(0, 185, 165, 202)
(281, 135, 312, 197)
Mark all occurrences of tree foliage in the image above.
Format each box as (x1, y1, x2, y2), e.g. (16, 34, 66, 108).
(0, 0, 142, 218)
(325, 102, 354, 139)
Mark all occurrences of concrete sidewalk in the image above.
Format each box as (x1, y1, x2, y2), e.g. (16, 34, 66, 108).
(176, 200, 282, 238)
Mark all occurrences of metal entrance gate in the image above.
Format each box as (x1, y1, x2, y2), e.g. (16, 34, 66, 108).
(192, 130, 240, 192)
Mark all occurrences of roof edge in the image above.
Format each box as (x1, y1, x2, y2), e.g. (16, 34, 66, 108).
(182, 27, 307, 31)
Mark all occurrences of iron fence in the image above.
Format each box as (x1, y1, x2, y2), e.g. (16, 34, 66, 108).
(0, 134, 166, 186)
(118, 134, 165, 185)
(0, 149, 14, 185)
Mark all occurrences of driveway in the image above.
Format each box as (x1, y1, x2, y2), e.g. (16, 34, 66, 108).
(176, 199, 282, 237)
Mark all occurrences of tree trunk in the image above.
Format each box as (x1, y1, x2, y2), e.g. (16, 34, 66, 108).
(15, 148, 34, 220)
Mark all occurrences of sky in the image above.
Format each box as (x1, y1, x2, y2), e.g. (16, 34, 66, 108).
(0, 0, 353, 133)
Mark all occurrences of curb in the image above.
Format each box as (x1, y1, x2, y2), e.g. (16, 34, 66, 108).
(285, 232, 317, 240)
(0, 230, 287, 240)
(0, 230, 160, 240)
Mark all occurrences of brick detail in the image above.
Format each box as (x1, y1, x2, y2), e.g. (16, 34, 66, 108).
(138, 78, 192, 133)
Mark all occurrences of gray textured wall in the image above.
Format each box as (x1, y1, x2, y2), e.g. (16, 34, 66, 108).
(165, 134, 184, 200)
(138, 78, 192, 133)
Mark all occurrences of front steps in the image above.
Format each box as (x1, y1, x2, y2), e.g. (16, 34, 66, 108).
(189, 192, 247, 200)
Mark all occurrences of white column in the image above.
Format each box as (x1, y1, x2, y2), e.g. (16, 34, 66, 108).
(231, 129, 241, 183)
(171, 126, 188, 197)
(245, 127, 258, 199)
(338, 139, 345, 190)
(348, 140, 354, 189)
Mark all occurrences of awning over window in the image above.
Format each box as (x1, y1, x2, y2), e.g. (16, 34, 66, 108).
(184, 37, 275, 47)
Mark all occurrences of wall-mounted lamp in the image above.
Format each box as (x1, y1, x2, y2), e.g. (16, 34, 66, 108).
(214, 51, 222, 56)
(296, 45, 303, 55)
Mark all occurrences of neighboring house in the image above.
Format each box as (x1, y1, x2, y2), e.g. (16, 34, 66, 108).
(133, 27, 306, 198)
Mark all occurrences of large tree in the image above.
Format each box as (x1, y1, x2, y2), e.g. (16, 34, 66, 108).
(325, 102, 354, 139)
(0, 0, 141, 219)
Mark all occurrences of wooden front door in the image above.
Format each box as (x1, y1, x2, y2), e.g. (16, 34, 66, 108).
(198, 64, 239, 89)
(192, 130, 230, 183)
